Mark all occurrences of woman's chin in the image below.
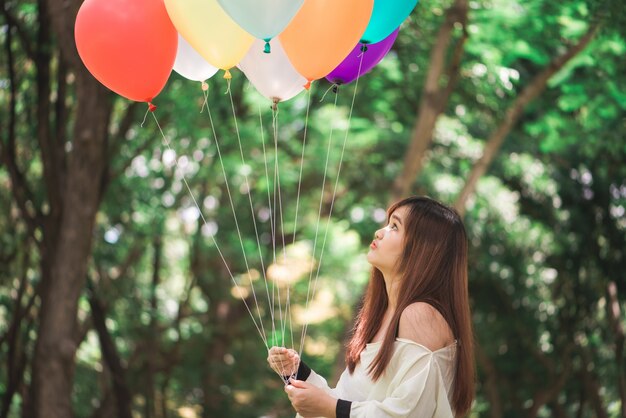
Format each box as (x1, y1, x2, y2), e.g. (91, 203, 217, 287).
(366, 251, 377, 266)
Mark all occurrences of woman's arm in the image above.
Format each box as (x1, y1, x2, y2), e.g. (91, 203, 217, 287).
(267, 347, 338, 395)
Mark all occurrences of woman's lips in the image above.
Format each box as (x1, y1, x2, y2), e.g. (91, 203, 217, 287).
(370, 241, 377, 249)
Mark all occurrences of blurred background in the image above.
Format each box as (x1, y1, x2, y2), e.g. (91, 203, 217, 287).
(1, 0, 625, 417)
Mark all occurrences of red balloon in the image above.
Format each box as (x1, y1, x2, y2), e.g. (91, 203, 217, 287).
(75, 0, 177, 103)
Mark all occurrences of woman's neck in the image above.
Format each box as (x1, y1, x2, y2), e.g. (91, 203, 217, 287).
(382, 271, 401, 309)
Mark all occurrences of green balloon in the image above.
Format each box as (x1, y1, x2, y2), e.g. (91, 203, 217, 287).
(360, 0, 418, 44)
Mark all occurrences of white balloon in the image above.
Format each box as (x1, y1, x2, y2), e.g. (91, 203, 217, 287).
(239, 38, 307, 103)
(173, 34, 219, 82)
(217, 0, 304, 42)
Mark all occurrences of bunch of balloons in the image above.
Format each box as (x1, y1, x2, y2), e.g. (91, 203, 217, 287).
(74, 0, 418, 106)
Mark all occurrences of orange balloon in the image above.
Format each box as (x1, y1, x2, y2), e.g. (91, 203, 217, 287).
(279, 0, 373, 82)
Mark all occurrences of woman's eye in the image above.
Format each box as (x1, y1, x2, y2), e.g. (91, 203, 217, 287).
(391, 223, 398, 230)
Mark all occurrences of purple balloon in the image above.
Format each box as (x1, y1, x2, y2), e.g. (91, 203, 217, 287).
(326, 28, 399, 85)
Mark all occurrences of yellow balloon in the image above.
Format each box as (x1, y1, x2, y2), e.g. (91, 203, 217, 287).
(164, 0, 254, 70)
(279, 0, 373, 81)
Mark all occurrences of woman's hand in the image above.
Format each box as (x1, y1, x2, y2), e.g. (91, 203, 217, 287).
(267, 346, 300, 377)
(285, 379, 337, 418)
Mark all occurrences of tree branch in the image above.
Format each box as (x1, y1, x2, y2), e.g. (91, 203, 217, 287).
(0, 13, 41, 241)
(439, 19, 469, 114)
(0, 1, 35, 60)
(391, 0, 469, 201)
(454, 22, 601, 216)
(606, 281, 626, 417)
(35, 0, 63, 221)
(53, 54, 68, 191)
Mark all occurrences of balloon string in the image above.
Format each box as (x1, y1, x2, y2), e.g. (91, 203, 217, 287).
(258, 103, 279, 353)
(257, 103, 294, 382)
(258, 106, 293, 384)
(147, 110, 269, 350)
(200, 81, 209, 113)
(203, 85, 269, 347)
(275, 105, 289, 348)
(320, 83, 338, 102)
(270, 103, 288, 348)
(291, 86, 313, 254)
(141, 106, 150, 127)
(224, 70, 232, 95)
(271, 105, 287, 266)
(286, 85, 313, 361)
(226, 83, 278, 350)
(271, 104, 279, 345)
(299, 90, 340, 358)
(300, 44, 367, 359)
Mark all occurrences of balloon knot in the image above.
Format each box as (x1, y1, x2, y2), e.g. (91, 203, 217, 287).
(332, 84, 338, 94)
(360, 44, 368, 53)
(304, 81, 311, 90)
(148, 102, 157, 112)
(223, 70, 232, 80)
(201, 81, 209, 91)
(264, 39, 271, 54)
(272, 98, 279, 111)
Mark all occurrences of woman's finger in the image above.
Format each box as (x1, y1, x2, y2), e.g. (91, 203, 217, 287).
(269, 346, 293, 355)
(269, 347, 299, 357)
(269, 357, 293, 366)
(269, 360, 295, 372)
(269, 352, 292, 361)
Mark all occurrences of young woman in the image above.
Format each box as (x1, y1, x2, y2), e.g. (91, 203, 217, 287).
(268, 196, 475, 417)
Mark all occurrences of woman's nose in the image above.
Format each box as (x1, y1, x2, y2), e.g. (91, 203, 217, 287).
(375, 228, 385, 240)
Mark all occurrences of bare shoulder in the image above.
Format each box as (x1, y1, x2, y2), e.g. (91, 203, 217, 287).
(398, 302, 454, 351)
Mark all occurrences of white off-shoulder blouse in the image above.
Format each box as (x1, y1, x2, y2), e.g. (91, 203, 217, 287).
(298, 338, 457, 418)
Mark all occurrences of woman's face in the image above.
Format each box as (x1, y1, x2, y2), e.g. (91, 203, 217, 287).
(366, 206, 408, 274)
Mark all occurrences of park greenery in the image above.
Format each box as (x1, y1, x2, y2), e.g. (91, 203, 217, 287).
(1, 0, 625, 417)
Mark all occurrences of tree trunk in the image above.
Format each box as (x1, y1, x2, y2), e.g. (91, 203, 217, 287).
(1, 250, 32, 418)
(145, 235, 163, 418)
(606, 281, 626, 417)
(453, 23, 600, 216)
(88, 289, 133, 418)
(526, 359, 572, 418)
(474, 343, 502, 418)
(580, 351, 609, 418)
(201, 301, 249, 417)
(548, 401, 568, 418)
(26, 0, 113, 417)
(29, 75, 110, 418)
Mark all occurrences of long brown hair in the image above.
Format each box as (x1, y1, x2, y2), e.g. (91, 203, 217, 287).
(345, 196, 475, 416)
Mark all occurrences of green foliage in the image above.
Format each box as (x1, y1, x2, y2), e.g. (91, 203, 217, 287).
(1, 0, 625, 416)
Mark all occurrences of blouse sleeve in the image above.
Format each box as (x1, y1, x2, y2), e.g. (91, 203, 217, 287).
(294, 360, 338, 397)
(349, 348, 455, 418)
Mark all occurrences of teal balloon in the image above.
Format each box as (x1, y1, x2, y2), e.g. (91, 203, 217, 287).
(217, 0, 304, 41)
(360, 0, 418, 44)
